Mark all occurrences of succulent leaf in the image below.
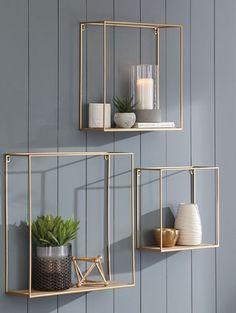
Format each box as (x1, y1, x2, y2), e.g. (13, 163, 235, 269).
(31, 214, 80, 247)
(113, 96, 136, 113)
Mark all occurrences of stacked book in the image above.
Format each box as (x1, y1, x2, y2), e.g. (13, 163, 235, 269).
(133, 122, 176, 128)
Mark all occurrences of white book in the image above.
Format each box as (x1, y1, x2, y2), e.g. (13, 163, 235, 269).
(134, 122, 176, 128)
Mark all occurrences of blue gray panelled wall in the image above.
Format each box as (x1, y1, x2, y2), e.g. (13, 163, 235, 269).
(0, 0, 235, 312)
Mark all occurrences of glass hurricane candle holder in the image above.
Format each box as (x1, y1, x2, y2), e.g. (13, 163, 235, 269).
(131, 64, 160, 123)
(131, 64, 159, 110)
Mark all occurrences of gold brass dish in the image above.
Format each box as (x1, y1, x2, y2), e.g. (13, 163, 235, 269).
(153, 228, 180, 247)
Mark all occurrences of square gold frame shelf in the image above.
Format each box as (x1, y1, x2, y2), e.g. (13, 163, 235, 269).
(135, 166, 220, 252)
(4, 151, 135, 298)
(79, 20, 183, 132)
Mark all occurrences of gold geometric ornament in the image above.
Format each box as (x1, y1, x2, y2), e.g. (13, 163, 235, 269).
(72, 255, 109, 287)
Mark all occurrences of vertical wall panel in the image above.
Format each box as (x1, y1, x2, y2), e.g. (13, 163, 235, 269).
(86, 1, 114, 313)
(140, 1, 167, 313)
(166, 0, 192, 313)
(215, 0, 236, 312)
(1, 0, 236, 312)
(113, 1, 141, 313)
(0, 0, 28, 312)
(28, 1, 58, 313)
(58, 0, 86, 312)
(191, 1, 216, 313)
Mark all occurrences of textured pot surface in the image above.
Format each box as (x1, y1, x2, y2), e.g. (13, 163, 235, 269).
(175, 203, 202, 245)
(33, 244, 72, 291)
(114, 112, 136, 128)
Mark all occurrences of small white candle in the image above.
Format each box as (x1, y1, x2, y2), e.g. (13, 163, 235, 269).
(136, 78, 154, 110)
(89, 103, 111, 128)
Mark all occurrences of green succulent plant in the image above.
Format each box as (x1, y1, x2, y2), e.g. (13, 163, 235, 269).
(31, 214, 80, 247)
(113, 96, 136, 113)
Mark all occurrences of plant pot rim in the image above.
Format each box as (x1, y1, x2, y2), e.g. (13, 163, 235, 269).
(114, 112, 135, 114)
(35, 243, 71, 247)
(35, 244, 72, 258)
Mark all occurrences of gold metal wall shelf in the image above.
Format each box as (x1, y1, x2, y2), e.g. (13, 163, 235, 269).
(79, 20, 183, 132)
(5, 151, 135, 298)
(135, 166, 220, 252)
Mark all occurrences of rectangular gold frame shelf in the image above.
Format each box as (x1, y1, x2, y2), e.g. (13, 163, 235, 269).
(135, 166, 220, 253)
(79, 20, 183, 132)
(5, 151, 135, 298)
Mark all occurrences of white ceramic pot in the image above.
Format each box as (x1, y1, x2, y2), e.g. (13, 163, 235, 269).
(175, 203, 202, 245)
(114, 112, 136, 128)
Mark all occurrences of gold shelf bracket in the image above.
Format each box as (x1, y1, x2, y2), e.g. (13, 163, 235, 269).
(81, 23, 85, 31)
(6, 155, 11, 163)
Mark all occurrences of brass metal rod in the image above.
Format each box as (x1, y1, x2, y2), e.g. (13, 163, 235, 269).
(105, 155, 111, 280)
(28, 156, 32, 296)
(5, 155, 9, 293)
(156, 28, 160, 110)
(137, 166, 219, 171)
(79, 20, 182, 29)
(96, 262, 108, 284)
(135, 169, 140, 249)
(216, 168, 220, 245)
(103, 21, 107, 131)
(79, 23, 84, 130)
(79, 263, 96, 285)
(131, 154, 135, 284)
(160, 170, 163, 251)
(5, 152, 133, 157)
(180, 26, 184, 129)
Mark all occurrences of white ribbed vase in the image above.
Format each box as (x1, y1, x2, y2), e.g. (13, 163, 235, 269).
(175, 203, 202, 245)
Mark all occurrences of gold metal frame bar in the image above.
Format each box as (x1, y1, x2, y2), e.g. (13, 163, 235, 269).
(130, 154, 135, 284)
(5, 155, 10, 293)
(155, 27, 160, 110)
(79, 23, 84, 130)
(216, 167, 220, 246)
(180, 25, 184, 129)
(135, 169, 141, 249)
(5, 152, 133, 157)
(160, 170, 163, 251)
(28, 156, 32, 297)
(105, 154, 111, 280)
(80, 20, 182, 29)
(103, 22, 107, 130)
(138, 166, 219, 171)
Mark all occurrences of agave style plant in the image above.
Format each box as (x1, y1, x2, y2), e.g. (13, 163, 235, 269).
(113, 96, 136, 113)
(113, 96, 136, 128)
(32, 214, 80, 247)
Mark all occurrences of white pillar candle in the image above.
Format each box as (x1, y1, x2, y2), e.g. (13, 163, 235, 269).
(89, 103, 111, 128)
(136, 78, 154, 110)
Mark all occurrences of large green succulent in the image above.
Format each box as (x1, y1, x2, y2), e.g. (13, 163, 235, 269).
(31, 215, 80, 247)
(113, 96, 136, 113)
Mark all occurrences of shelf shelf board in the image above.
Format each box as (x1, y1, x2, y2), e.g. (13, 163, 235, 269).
(6, 281, 134, 298)
(81, 127, 182, 132)
(140, 243, 219, 253)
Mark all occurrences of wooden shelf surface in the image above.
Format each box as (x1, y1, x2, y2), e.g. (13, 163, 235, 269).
(6, 281, 134, 298)
(140, 243, 219, 253)
(81, 127, 182, 132)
